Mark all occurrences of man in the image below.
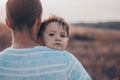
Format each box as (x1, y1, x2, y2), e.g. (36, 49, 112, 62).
(0, 0, 92, 80)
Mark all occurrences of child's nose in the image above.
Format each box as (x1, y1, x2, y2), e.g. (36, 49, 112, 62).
(55, 35, 62, 41)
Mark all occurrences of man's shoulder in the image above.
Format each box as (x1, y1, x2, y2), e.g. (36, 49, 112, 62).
(0, 48, 10, 55)
(37, 46, 74, 59)
(36, 46, 70, 54)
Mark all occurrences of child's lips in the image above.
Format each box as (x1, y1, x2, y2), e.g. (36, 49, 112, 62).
(54, 43, 62, 46)
(53, 43, 63, 50)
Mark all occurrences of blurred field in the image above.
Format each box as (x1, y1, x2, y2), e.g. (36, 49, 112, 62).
(0, 23, 120, 80)
(67, 25, 120, 80)
(0, 23, 11, 51)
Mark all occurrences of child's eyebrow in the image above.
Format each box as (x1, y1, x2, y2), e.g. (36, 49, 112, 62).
(60, 32, 66, 34)
(49, 31, 66, 34)
(49, 31, 56, 33)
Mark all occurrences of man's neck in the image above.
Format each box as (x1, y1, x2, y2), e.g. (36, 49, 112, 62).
(11, 40, 38, 49)
(11, 31, 38, 49)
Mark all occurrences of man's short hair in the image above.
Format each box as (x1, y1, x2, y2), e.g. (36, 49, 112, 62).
(38, 14, 69, 38)
(6, 0, 42, 31)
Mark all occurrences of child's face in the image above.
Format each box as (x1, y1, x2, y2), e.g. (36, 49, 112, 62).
(43, 22, 69, 51)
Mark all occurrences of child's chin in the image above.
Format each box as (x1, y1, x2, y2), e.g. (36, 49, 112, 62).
(54, 47, 64, 51)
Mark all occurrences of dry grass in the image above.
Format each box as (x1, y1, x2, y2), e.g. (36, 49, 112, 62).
(67, 25, 120, 80)
(0, 23, 11, 51)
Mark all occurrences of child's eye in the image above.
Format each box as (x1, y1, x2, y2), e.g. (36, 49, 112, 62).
(48, 33, 55, 36)
(60, 34, 66, 38)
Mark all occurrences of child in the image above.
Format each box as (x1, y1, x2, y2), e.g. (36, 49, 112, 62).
(38, 14, 69, 51)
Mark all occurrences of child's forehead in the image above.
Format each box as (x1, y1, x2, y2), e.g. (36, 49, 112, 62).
(45, 22, 66, 32)
(48, 21, 65, 27)
(47, 22, 66, 30)
(47, 21, 62, 26)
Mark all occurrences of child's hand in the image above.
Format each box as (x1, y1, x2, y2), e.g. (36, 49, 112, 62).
(38, 37, 44, 46)
(38, 41, 43, 46)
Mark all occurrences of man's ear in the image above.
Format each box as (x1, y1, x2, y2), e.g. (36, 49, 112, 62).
(35, 15, 42, 34)
(37, 15, 42, 26)
(5, 18, 12, 29)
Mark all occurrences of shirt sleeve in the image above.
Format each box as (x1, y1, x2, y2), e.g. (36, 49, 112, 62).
(65, 52, 92, 80)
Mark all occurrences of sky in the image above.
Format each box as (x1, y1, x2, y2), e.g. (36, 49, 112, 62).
(0, 0, 120, 23)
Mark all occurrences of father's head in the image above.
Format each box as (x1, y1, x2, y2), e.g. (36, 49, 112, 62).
(6, 0, 42, 32)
